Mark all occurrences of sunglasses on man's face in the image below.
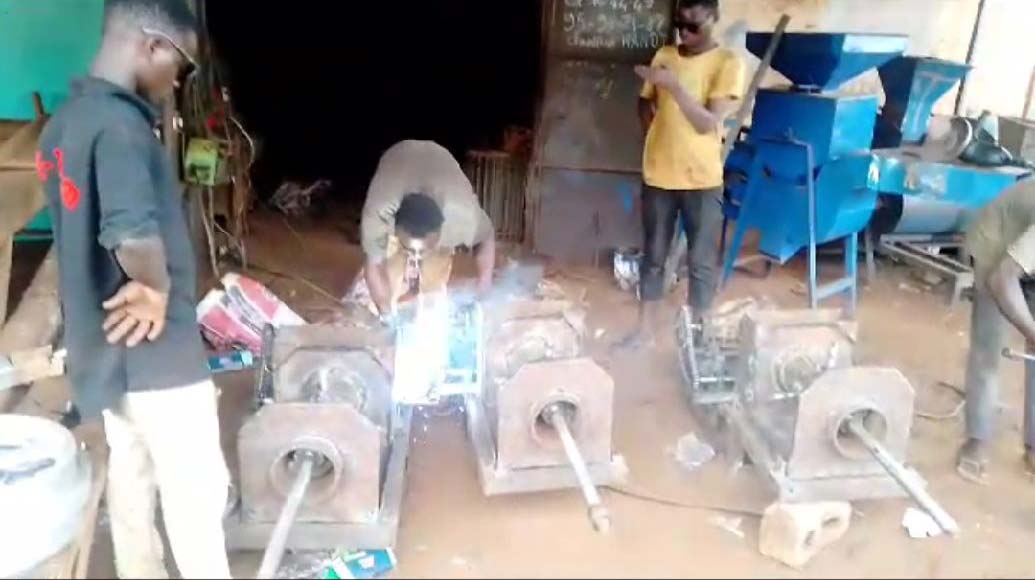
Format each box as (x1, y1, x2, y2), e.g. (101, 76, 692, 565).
(141, 27, 198, 86)
(675, 21, 705, 34)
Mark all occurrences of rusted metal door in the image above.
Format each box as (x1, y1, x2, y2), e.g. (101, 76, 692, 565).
(528, 0, 673, 261)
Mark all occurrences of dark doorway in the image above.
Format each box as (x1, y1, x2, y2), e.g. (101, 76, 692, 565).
(205, 1, 543, 201)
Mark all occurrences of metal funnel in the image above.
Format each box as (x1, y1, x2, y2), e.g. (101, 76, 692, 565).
(747, 32, 909, 92)
(877, 56, 970, 144)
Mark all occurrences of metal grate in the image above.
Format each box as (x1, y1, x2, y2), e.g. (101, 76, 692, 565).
(465, 150, 527, 243)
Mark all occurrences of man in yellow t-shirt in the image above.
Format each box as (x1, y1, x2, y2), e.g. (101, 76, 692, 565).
(619, 0, 745, 347)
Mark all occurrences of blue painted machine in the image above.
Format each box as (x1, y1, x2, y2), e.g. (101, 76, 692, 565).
(870, 56, 1030, 236)
(868, 56, 1031, 304)
(723, 32, 908, 313)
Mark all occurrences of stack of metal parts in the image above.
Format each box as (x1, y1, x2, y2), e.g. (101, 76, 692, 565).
(463, 289, 627, 532)
(677, 307, 958, 534)
(723, 33, 909, 312)
(465, 150, 527, 243)
(0, 414, 91, 577)
(228, 325, 412, 577)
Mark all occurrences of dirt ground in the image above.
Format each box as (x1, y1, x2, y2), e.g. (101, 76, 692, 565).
(15, 208, 1035, 578)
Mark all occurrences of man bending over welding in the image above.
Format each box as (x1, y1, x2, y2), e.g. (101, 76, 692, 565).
(618, 0, 745, 348)
(38, 0, 230, 577)
(958, 180, 1035, 483)
(361, 140, 496, 321)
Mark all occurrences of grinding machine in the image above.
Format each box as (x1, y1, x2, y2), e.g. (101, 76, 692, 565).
(677, 305, 958, 535)
(722, 32, 909, 312)
(463, 286, 628, 533)
(868, 56, 1032, 305)
(227, 324, 413, 577)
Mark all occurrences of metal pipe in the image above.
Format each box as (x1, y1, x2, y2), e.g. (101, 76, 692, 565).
(955, 0, 987, 115)
(1003, 348, 1035, 362)
(543, 404, 611, 533)
(845, 416, 960, 536)
(256, 451, 316, 579)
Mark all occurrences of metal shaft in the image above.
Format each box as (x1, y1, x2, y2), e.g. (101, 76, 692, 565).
(256, 451, 316, 579)
(1003, 348, 1035, 362)
(846, 417, 960, 536)
(544, 404, 611, 533)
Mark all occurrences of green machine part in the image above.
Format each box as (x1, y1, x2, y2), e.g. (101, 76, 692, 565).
(185, 138, 231, 187)
(2, 0, 104, 240)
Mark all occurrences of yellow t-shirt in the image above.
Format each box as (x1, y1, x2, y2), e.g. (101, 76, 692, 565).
(640, 45, 745, 191)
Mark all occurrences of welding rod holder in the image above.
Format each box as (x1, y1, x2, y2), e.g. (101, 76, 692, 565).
(543, 403, 612, 533)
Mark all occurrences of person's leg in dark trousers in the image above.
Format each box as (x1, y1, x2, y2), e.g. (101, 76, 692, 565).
(1022, 281, 1035, 473)
(679, 187, 724, 316)
(617, 183, 680, 348)
(958, 280, 1008, 481)
(958, 276, 1035, 481)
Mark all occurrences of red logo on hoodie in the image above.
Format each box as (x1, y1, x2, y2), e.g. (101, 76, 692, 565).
(37, 148, 81, 211)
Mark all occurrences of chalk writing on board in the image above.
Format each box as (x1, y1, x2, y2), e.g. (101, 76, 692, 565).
(561, 0, 668, 52)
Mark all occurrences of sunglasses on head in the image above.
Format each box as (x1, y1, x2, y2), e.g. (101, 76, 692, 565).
(675, 21, 704, 34)
(141, 26, 198, 86)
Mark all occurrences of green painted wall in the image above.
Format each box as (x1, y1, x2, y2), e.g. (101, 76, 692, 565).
(0, 0, 104, 120)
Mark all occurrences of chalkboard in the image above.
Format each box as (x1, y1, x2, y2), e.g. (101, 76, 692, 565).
(549, 0, 673, 62)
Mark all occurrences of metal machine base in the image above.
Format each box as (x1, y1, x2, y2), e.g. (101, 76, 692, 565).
(877, 234, 973, 306)
(725, 404, 907, 503)
(226, 406, 414, 551)
(463, 394, 628, 496)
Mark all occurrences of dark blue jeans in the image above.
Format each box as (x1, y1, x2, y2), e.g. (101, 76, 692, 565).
(639, 184, 723, 310)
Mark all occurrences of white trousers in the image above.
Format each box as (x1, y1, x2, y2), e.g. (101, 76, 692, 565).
(102, 380, 231, 579)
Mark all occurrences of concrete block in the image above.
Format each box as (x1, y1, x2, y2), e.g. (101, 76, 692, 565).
(759, 501, 852, 569)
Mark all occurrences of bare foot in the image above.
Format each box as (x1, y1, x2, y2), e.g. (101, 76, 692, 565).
(956, 438, 989, 484)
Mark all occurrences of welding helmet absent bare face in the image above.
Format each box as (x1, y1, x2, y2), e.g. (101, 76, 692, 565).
(395, 192, 445, 256)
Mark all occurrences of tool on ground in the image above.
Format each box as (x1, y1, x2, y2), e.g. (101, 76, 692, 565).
(677, 306, 958, 535)
(464, 285, 626, 533)
(228, 324, 412, 567)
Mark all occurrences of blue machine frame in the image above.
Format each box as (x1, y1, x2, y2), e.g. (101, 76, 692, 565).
(722, 32, 908, 314)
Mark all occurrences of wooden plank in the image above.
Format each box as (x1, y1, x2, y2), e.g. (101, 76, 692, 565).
(0, 170, 45, 238)
(0, 236, 10, 324)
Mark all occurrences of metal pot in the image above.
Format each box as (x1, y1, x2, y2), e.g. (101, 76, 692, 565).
(0, 415, 91, 578)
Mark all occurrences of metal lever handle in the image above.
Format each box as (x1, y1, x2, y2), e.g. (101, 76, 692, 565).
(544, 404, 612, 533)
(256, 450, 316, 579)
(846, 416, 959, 536)
(1002, 348, 1035, 362)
